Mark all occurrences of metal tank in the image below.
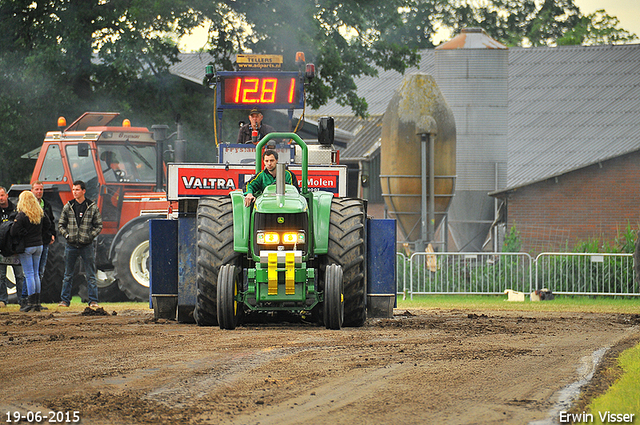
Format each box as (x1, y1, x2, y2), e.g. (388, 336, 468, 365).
(434, 28, 508, 251)
(380, 73, 456, 245)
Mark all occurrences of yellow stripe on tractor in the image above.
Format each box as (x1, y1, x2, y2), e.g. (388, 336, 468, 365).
(268, 252, 278, 295)
(285, 252, 295, 295)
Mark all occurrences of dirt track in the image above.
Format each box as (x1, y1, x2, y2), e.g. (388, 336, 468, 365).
(1, 307, 639, 425)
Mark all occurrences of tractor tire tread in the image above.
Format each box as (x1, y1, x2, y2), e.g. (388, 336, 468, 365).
(194, 197, 240, 326)
(327, 198, 366, 327)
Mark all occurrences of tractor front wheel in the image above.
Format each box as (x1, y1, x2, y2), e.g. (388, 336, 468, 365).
(217, 264, 242, 330)
(323, 264, 344, 330)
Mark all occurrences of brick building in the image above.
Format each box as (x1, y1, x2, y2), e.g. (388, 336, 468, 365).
(491, 149, 640, 254)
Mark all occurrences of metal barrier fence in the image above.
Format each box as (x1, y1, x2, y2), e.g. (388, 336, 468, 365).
(396, 253, 408, 298)
(398, 252, 638, 298)
(401, 252, 533, 299)
(535, 253, 637, 296)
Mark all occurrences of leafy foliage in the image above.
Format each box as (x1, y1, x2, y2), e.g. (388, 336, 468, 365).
(439, 0, 636, 47)
(195, 0, 421, 117)
(503, 224, 522, 253)
(571, 223, 639, 254)
(558, 10, 638, 46)
(0, 0, 205, 187)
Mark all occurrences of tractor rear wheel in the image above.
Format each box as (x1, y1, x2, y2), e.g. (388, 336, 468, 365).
(114, 220, 151, 301)
(217, 264, 242, 330)
(326, 198, 367, 327)
(194, 196, 241, 326)
(323, 264, 344, 330)
(76, 270, 129, 303)
(40, 239, 64, 303)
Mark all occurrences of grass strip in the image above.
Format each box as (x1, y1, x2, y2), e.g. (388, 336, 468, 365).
(584, 343, 640, 424)
(396, 294, 640, 314)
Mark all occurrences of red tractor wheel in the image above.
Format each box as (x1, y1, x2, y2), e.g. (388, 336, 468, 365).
(114, 220, 151, 301)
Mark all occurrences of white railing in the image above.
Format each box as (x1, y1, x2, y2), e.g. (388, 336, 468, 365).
(402, 252, 533, 299)
(396, 252, 408, 299)
(398, 252, 638, 298)
(534, 253, 638, 296)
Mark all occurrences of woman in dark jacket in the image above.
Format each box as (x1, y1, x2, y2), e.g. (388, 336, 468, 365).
(11, 191, 50, 312)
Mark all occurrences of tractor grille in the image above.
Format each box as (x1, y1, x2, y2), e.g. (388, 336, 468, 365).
(253, 212, 308, 255)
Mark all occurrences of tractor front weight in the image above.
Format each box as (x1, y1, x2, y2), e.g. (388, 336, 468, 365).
(243, 255, 319, 312)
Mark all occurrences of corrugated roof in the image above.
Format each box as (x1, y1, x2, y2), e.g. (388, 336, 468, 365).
(505, 44, 640, 189)
(172, 44, 640, 186)
(172, 53, 217, 84)
(327, 116, 384, 161)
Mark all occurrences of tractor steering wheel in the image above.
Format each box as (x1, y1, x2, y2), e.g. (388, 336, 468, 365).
(114, 169, 128, 182)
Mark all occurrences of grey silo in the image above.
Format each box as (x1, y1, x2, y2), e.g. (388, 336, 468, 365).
(434, 28, 509, 251)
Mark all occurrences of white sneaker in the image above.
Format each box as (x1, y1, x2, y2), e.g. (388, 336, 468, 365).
(0, 301, 6, 308)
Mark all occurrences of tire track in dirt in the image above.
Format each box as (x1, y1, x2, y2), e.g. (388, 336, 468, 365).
(143, 347, 310, 407)
(231, 363, 407, 425)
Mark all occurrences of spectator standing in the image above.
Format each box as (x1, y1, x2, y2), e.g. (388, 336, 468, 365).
(11, 191, 51, 312)
(58, 180, 103, 308)
(22, 181, 56, 310)
(0, 186, 25, 308)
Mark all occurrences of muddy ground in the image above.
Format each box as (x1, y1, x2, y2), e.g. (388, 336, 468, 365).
(0, 307, 639, 425)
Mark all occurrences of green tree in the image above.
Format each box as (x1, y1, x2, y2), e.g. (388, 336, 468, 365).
(503, 224, 521, 253)
(557, 10, 637, 45)
(0, 0, 208, 186)
(194, 0, 420, 117)
(419, 0, 636, 47)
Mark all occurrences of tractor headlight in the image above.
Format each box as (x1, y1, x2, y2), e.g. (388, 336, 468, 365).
(257, 231, 305, 245)
(257, 231, 280, 245)
(282, 232, 305, 244)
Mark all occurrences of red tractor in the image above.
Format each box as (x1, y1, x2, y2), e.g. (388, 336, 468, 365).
(11, 112, 170, 302)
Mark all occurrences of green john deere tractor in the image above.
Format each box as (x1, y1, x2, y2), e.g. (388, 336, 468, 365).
(193, 133, 366, 329)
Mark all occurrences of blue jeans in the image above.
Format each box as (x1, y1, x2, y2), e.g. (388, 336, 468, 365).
(18, 246, 43, 296)
(40, 244, 49, 282)
(60, 243, 98, 304)
(23, 244, 49, 299)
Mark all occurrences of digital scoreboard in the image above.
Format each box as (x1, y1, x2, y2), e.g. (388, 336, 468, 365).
(216, 71, 304, 110)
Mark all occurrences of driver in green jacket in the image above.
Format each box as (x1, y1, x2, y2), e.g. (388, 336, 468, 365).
(244, 150, 299, 207)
